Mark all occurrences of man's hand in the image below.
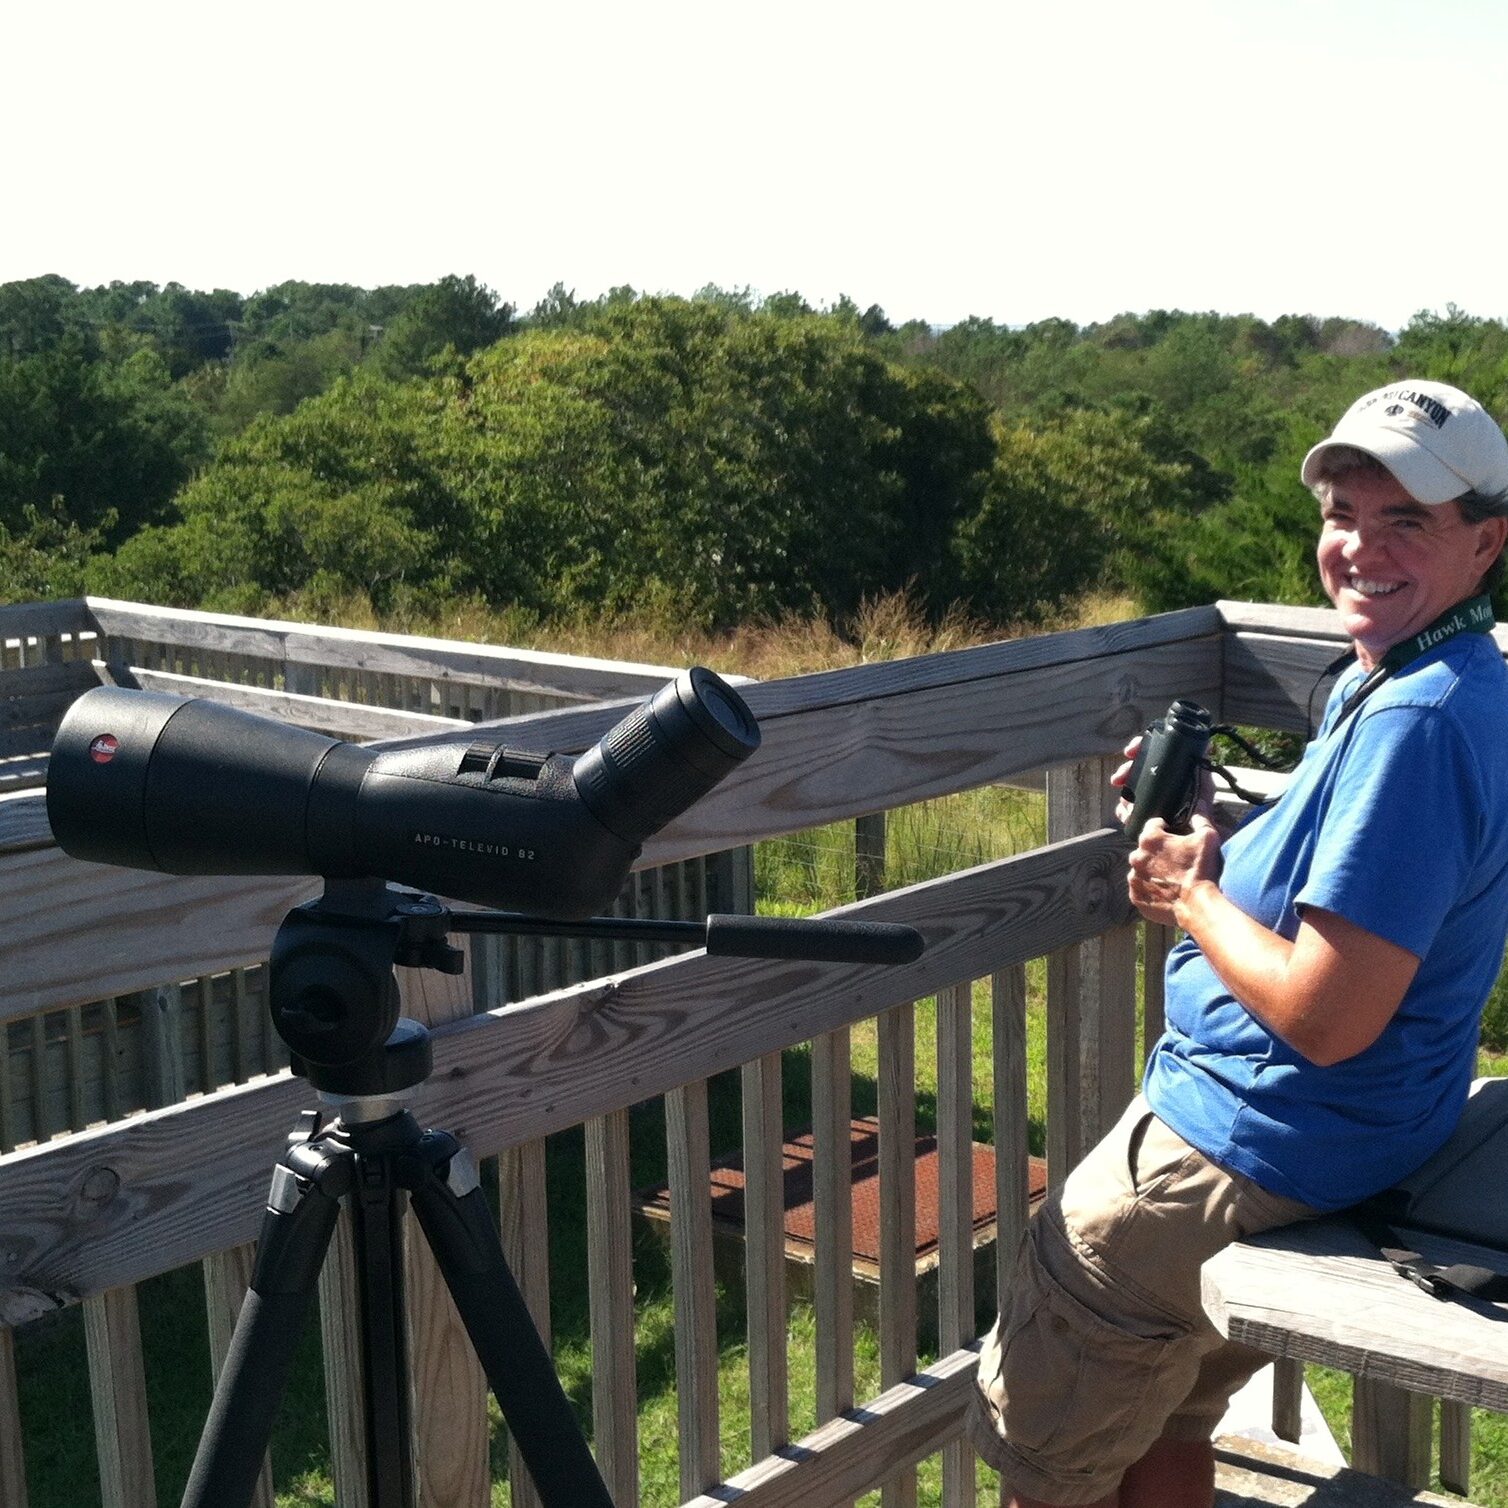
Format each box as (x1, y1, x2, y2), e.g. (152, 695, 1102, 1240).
(1127, 815, 1223, 927)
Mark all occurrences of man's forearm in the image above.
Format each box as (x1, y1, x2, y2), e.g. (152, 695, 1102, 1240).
(1170, 880, 1414, 1067)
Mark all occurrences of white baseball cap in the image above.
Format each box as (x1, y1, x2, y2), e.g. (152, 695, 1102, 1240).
(1301, 379, 1508, 505)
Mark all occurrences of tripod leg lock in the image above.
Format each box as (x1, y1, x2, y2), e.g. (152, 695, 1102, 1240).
(251, 1140, 352, 1295)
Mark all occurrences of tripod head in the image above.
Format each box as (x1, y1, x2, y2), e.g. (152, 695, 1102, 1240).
(273, 877, 925, 1100)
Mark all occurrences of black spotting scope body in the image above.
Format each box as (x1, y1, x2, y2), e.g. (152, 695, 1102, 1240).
(47, 668, 760, 920)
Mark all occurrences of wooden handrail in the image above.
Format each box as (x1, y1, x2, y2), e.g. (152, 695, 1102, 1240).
(85, 596, 691, 701)
(0, 606, 1217, 1021)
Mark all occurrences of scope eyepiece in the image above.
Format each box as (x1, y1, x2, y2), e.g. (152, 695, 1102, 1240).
(571, 667, 760, 846)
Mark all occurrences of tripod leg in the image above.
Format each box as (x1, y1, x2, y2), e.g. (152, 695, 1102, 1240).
(404, 1133, 619, 1508)
(180, 1146, 347, 1508)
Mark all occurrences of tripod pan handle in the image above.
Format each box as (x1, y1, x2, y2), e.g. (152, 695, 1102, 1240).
(705, 913, 924, 964)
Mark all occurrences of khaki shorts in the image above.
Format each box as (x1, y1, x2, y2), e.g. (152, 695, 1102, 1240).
(971, 1095, 1316, 1505)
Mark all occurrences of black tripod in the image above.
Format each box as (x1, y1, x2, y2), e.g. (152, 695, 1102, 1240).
(180, 879, 619, 1508)
(181, 878, 924, 1508)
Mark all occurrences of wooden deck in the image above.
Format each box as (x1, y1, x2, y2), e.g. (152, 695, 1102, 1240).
(1214, 1437, 1483, 1506)
(0, 595, 1502, 1508)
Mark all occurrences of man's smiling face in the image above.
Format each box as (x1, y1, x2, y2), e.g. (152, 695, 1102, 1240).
(1316, 467, 1507, 669)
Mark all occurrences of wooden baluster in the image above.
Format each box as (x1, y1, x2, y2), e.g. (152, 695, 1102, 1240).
(398, 943, 489, 1508)
(937, 981, 975, 1508)
(1270, 1357, 1304, 1445)
(1044, 938, 1081, 1189)
(0, 1014, 16, 1152)
(1440, 1398, 1471, 1497)
(741, 1051, 788, 1461)
(84, 1285, 158, 1508)
(812, 1029, 854, 1430)
(855, 811, 886, 900)
(1351, 1377, 1431, 1488)
(1047, 758, 1137, 1175)
(1142, 921, 1173, 1060)
(992, 964, 1031, 1313)
(586, 1109, 638, 1505)
(499, 1138, 551, 1508)
(0, 1324, 28, 1508)
(878, 1000, 917, 1508)
(667, 1079, 720, 1497)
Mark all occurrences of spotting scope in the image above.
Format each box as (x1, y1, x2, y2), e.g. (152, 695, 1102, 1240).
(47, 669, 759, 920)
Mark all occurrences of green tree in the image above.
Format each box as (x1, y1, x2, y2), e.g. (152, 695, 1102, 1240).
(0, 275, 84, 358)
(371, 275, 514, 380)
(0, 341, 209, 543)
(103, 296, 995, 628)
(1393, 306, 1508, 409)
(0, 502, 110, 603)
(951, 408, 1207, 622)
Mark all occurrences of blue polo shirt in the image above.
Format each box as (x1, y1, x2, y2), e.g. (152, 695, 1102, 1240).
(1143, 632, 1508, 1210)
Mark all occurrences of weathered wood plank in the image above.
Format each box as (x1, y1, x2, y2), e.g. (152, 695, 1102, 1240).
(1440, 1398, 1471, 1497)
(813, 1028, 854, 1425)
(1215, 598, 1508, 729)
(0, 848, 320, 1024)
(83, 1285, 157, 1508)
(112, 665, 469, 738)
(397, 949, 489, 1508)
(1084, 918, 1139, 1148)
(1214, 598, 1500, 647)
(877, 1012, 916, 1361)
(0, 659, 99, 703)
(742, 1051, 788, 1460)
(1212, 1434, 1480, 1507)
(877, 1000, 918, 1508)
(0, 598, 92, 640)
(0, 1325, 27, 1508)
(936, 980, 975, 1508)
(1222, 630, 1355, 734)
(1045, 939, 1081, 1189)
(1215, 600, 1346, 640)
(0, 829, 1133, 1322)
(993, 965, 1030, 1311)
(668, 1078, 720, 1498)
(1203, 1218, 1508, 1413)
(1271, 1356, 1304, 1445)
(1352, 1378, 1432, 1489)
(681, 1346, 979, 1508)
(0, 752, 47, 791)
(1047, 757, 1138, 1156)
(936, 982, 974, 1354)
(87, 597, 681, 701)
(585, 1108, 637, 1506)
(381, 616, 1220, 783)
(499, 1136, 550, 1508)
(1143, 922, 1172, 1058)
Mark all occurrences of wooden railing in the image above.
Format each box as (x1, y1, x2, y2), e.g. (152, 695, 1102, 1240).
(0, 598, 1496, 1507)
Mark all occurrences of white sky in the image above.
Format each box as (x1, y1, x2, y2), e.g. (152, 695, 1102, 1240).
(6, 0, 1506, 332)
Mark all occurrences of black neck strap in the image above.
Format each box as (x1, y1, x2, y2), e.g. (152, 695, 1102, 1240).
(1329, 594, 1497, 732)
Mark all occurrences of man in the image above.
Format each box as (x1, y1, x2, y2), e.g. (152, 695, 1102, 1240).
(971, 379, 1508, 1508)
